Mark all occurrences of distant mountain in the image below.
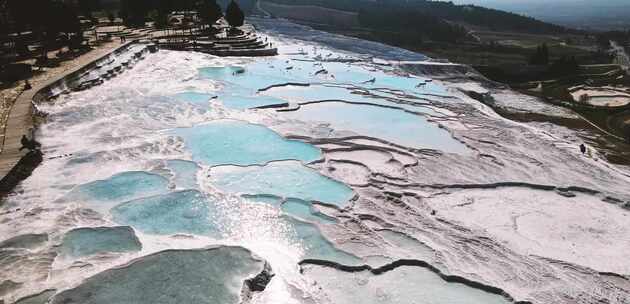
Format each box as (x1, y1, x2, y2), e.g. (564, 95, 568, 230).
(451, 0, 630, 30)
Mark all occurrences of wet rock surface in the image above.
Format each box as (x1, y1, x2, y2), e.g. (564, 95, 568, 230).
(12, 289, 55, 304)
(0, 234, 48, 250)
(59, 226, 141, 258)
(300, 260, 514, 304)
(50, 246, 270, 304)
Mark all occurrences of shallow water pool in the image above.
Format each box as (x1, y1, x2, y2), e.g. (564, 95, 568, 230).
(172, 120, 322, 166)
(262, 84, 439, 115)
(173, 92, 216, 105)
(62, 171, 170, 211)
(59, 226, 142, 258)
(210, 161, 354, 207)
(111, 190, 222, 236)
(282, 102, 468, 153)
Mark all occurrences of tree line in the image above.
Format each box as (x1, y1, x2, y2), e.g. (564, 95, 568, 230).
(120, 0, 244, 28)
(357, 6, 469, 43)
(529, 43, 550, 65)
(1, 0, 246, 59)
(3, 0, 84, 59)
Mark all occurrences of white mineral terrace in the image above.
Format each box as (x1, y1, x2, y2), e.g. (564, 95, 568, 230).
(1, 18, 629, 304)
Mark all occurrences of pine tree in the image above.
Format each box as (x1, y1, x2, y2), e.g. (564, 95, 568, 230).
(541, 43, 549, 65)
(225, 0, 244, 28)
(199, 0, 223, 29)
(529, 43, 550, 65)
(77, 0, 100, 18)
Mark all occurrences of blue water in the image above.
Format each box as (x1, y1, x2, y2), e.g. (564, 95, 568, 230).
(282, 102, 469, 153)
(50, 246, 266, 304)
(111, 190, 222, 236)
(199, 59, 448, 95)
(282, 198, 337, 224)
(243, 194, 284, 206)
(244, 195, 337, 223)
(218, 94, 288, 109)
(261, 60, 447, 96)
(373, 74, 448, 95)
(286, 216, 360, 264)
(210, 161, 354, 207)
(173, 92, 216, 105)
(234, 196, 357, 263)
(176, 88, 287, 110)
(63, 171, 170, 210)
(199, 65, 291, 91)
(198, 64, 295, 112)
(262, 84, 363, 103)
(172, 120, 321, 166)
(219, 60, 363, 88)
(262, 84, 438, 115)
(198, 66, 246, 79)
(59, 226, 142, 257)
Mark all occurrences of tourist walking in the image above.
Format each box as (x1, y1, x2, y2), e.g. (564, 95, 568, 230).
(19, 135, 41, 152)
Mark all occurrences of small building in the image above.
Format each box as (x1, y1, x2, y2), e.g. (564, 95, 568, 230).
(167, 11, 200, 26)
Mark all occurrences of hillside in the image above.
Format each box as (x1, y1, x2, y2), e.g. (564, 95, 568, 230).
(452, 0, 630, 30)
(262, 0, 575, 36)
(259, 1, 359, 28)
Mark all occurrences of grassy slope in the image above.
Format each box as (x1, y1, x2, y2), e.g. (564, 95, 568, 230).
(260, 1, 359, 28)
